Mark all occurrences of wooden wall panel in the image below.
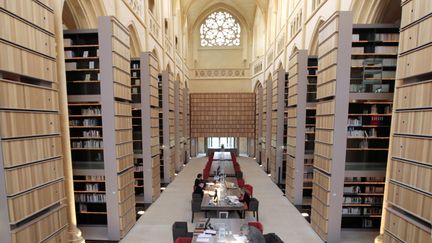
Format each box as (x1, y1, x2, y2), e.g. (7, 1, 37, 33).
(190, 93, 255, 138)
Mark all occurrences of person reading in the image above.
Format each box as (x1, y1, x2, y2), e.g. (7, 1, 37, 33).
(193, 182, 205, 198)
(239, 188, 251, 208)
(240, 224, 265, 243)
(194, 173, 204, 189)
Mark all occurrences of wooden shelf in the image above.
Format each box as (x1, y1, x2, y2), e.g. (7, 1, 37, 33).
(68, 103, 101, 106)
(78, 211, 108, 215)
(346, 148, 388, 151)
(343, 204, 383, 207)
(347, 125, 390, 128)
(344, 193, 384, 196)
(342, 215, 382, 218)
(74, 191, 106, 193)
(347, 137, 389, 139)
(71, 148, 103, 151)
(345, 181, 385, 184)
(65, 57, 99, 61)
(64, 44, 99, 48)
(66, 69, 100, 72)
(67, 80, 101, 84)
(70, 137, 103, 140)
(73, 180, 105, 183)
(348, 114, 392, 116)
(69, 115, 102, 117)
(69, 126, 103, 128)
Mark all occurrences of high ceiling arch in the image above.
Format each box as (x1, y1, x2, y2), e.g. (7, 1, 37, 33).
(181, 0, 268, 32)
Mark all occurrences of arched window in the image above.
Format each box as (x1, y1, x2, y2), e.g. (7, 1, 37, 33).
(200, 11, 241, 47)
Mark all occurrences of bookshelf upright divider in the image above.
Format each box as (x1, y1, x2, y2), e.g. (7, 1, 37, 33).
(0, 2, 68, 242)
(161, 70, 174, 183)
(65, 16, 135, 241)
(140, 52, 161, 203)
(311, 11, 352, 242)
(286, 49, 308, 205)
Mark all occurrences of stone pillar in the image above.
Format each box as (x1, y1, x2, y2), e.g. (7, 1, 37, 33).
(54, 1, 85, 242)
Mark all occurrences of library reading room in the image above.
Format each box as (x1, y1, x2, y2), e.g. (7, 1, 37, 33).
(0, 0, 431, 243)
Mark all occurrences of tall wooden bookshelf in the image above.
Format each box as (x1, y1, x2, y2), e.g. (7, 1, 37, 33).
(130, 52, 161, 205)
(182, 82, 190, 164)
(184, 82, 190, 163)
(255, 84, 263, 164)
(64, 16, 135, 240)
(269, 68, 286, 184)
(176, 80, 183, 170)
(311, 11, 401, 241)
(161, 70, 175, 183)
(303, 56, 318, 211)
(310, 12, 352, 242)
(282, 72, 289, 186)
(131, 58, 143, 205)
(341, 25, 399, 229)
(265, 76, 272, 174)
(0, 2, 68, 242)
(381, 1, 432, 242)
(286, 50, 308, 204)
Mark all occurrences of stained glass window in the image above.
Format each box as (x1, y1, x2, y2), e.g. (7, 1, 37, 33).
(200, 11, 241, 47)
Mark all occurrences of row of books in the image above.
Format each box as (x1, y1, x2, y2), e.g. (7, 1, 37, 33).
(66, 61, 98, 70)
(75, 194, 106, 203)
(347, 128, 378, 137)
(342, 207, 382, 215)
(352, 33, 399, 42)
(82, 130, 102, 138)
(81, 107, 101, 115)
(65, 49, 99, 58)
(344, 196, 383, 204)
(345, 177, 385, 182)
(70, 118, 100, 126)
(72, 140, 103, 149)
(344, 186, 385, 193)
(85, 183, 101, 191)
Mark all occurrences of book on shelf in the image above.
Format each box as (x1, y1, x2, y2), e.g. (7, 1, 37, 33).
(66, 62, 77, 70)
(83, 50, 89, 57)
(64, 38, 73, 46)
(344, 196, 362, 204)
(65, 50, 74, 58)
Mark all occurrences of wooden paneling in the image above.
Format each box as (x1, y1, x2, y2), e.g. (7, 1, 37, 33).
(190, 93, 255, 137)
(383, 3, 432, 238)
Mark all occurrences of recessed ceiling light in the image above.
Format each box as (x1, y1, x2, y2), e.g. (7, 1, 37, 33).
(137, 210, 145, 215)
(161, 187, 166, 190)
(301, 213, 309, 217)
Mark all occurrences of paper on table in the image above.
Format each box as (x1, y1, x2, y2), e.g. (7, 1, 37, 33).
(198, 234, 212, 238)
(196, 236, 210, 242)
(204, 229, 217, 234)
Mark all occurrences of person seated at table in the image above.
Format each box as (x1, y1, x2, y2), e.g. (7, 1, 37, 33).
(240, 224, 265, 243)
(239, 188, 251, 208)
(194, 173, 204, 189)
(193, 182, 205, 198)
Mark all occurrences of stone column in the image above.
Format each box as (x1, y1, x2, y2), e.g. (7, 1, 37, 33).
(54, 1, 85, 242)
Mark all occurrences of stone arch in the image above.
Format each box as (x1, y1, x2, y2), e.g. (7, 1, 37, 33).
(62, 0, 107, 29)
(350, 0, 401, 24)
(128, 23, 142, 58)
(151, 48, 161, 72)
(308, 18, 325, 56)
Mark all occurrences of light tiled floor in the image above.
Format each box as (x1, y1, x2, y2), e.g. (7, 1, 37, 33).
(122, 156, 323, 243)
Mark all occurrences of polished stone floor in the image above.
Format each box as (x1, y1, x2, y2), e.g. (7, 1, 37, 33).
(122, 156, 322, 243)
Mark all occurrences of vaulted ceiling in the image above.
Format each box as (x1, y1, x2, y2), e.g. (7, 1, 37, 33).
(180, 0, 268, 29)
